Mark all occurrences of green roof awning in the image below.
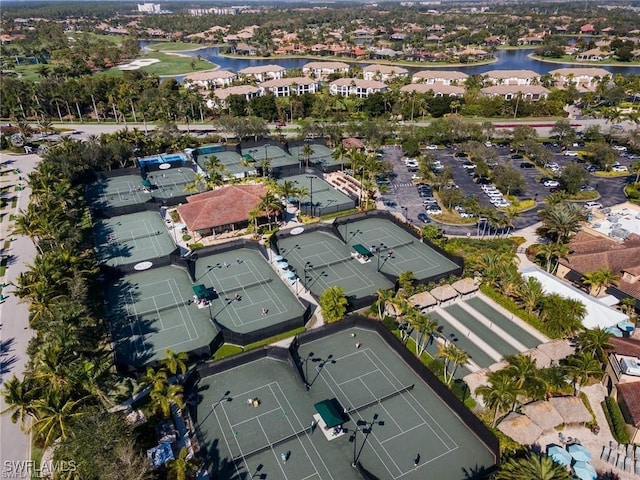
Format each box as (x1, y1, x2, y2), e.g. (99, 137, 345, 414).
(192, 284, 208, 300)
(242, 153, 255, 161)
(142, 179, 152, 187)
(314, 399, 345, 428)
(352, 244, 372, 257)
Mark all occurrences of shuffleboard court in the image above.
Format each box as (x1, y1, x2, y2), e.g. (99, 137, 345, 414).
(194, 248, 306, 335)
(193, 326, 496, 480)
(147, 168, 197, 201)
(343, 217, 460, 280)
(106, 266, 218, 367)
(93, 211, 176, 267)
(86, 175, 152, 210)
(278, 231, 394, 301)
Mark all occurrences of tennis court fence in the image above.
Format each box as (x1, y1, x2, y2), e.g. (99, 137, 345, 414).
(233, 426, 310, 462)
(346, 384, 414, 413)
(217, 278, 273, 295)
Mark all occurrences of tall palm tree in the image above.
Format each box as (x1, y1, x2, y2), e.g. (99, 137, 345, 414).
(374, 288, 394, 320)
(538, 202, 587, 244)
(258, 191, 283, 229)
(183, 173, 207, 193)
(1, 376, 38, 430)
(582, 267, 618, 296)
(142, 367, 169, 391)
(161, 349, 189, 376)
(437, 341, 469, 385)
(31, 390, 87, 447)
(495, 452, 572, 480)
(504, 354, 544, 401)
(165, 447, 202, 480)
(301, 143, 315, 168)
(410, 313, 439, 357)
(516, 276, 545, 314)
(203, 155, 228, 188)
(331, 143, 347, 170)
(566, 352, 604, 396)
(151, 383, 185, 419)
(576, 328, 612, 363)
(475, 370, 519, 427)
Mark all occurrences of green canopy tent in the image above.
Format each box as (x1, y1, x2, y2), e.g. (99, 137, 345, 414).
(192, 284, 208, 300)
(314, 399, 346, 428)
(352, 244, 373, 258)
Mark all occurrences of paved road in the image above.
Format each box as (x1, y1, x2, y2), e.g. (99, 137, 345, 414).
(0, 153, 41, 477)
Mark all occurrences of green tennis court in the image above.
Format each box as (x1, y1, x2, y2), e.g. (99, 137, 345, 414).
(106, 266, 218, 367)
(342, 217, 460, 280)
(278, 175, 355, 217)
(244, 144, 297, 169)
(146, 168, 197, 201)
(93, 211, 176, 267)
(196, 150, 257, 179)
(86, 175, 152, 210)
(194, 248, 306, 335)
(193, 326, 496, 480)
(278, 230, 394, 302)
(288, 144, 340, 169)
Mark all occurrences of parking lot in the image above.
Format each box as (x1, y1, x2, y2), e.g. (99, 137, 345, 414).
(380, 142, 632, 235)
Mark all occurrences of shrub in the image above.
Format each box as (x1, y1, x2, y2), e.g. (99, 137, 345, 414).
(603, 397, 631, 444)
(182, 234, 192, 241)
(188, 242, 204, 250)
(381, 316, 397, 331)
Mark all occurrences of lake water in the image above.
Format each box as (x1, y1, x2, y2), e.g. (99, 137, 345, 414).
(140, 42, 640, 80)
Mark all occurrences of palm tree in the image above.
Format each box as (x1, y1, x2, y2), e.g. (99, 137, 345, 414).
(165, 447, 202, 480)
(331, 143, 347, 170)
(516, 276, 545, 314)
(31, 390, 87, 447)
(540, 294, 586, 338)
(631, 160, 640, 184)
(151, 383, 185, 419)
(397, 270, 416, 292)
(319, 286, 348, 323)
(437, 341, 469, 385)
(142, 367, 169, 391)
(410, 313, 439, 357)
(582, 267, 618, 296)
(538, 202, 587, 244)
(1, 376, 38, 430)
(301, 143, 315, 168)
(258, 190, 283, 229)
(374, 288, 394, 319)
(566, 352, 604, 396)
(203, 155, 228, 188)
(495, 452, 572, 480)
(183, 173, 207, 193)
(475, 370, 519, 427)
(161, 349, 189, 376)
(504, 354, 544, 401)
(576, 328, 612, 363)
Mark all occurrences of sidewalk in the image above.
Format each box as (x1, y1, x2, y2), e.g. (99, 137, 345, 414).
(0, 153, 41, 474)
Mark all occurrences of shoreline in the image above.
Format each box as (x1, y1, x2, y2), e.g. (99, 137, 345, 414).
(528, 53, 640, 67)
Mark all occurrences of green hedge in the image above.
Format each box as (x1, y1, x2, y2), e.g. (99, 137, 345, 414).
(479, 284, 553, 338)
(603, 397, 631, 444)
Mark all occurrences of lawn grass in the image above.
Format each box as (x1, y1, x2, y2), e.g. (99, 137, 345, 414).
(145, 41, 205, 52)
(102, 52, 216, 77)
(530, 53, 640, 67)
(31, 443, 44, 479)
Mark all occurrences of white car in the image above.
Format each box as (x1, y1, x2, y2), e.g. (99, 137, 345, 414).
(585, 201, 603, 209)
(484, 141, 493, 147)
(543, 180, 560, 187)
(612, 145, 627, 152)
(612, 165, 628, 172)
(424, 206, 442, 215)
(494, 201, 511, 208)
(563, 150, 578, 157)
(425, 145, 438, 150)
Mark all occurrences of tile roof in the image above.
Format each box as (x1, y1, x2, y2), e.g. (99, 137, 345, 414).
(558, 231, 640, 300)
(401, 84, 465, 95)
(177, 184, 266, 231)
(609, 337, 640, 358)
(362, 64, 408, 75)
(617, 381, 640, 427)
(412, 70, 468, 81)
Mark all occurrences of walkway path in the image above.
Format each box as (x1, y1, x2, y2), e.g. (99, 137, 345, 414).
(0, 153, 41, 475)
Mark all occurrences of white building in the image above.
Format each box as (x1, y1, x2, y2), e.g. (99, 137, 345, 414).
(362, 64, 409, 82)
(208, 85, 261, 109)
(302, 61, 350, 80)
(412, 70, 468, 85)
(137, 3, 161, 13)
(259, 77, 319, 97)
(184, 70, 237, 90)
(484, 70, 540, 86)
(400, 83, 465, 97)
(329, 78, 387, 98)
(237, 65, 286, 83)
(480, 85, 550, 101)
(549, 67, 611, 91)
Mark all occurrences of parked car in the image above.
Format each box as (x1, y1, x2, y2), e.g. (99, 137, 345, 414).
(511, 154, 524, 160)
(612, 165, 629, 172)
(543, 180, 560, 187)
(585, 201, 603, 209)
(417, 213, 430, 223)
(425, 144, 438, 150)
(520, 162, 535, 169)
(586, 165, 600, 172)
(612, 145, 627, 152)
(424, 206, 442, 215)
(579, 185, 595, 192)
(563, 150, 578, 157)
(462, 162, 476, 170)
(544, 163, 559, 170)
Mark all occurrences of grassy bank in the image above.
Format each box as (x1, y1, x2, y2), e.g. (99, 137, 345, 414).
(529, 53, 640, 67)
(103, 52, 217, 77)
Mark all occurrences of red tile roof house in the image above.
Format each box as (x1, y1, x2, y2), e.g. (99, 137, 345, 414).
(176, 185, 274, 239)
(603, 337, 640, 443)
(556, 231, 640, 308)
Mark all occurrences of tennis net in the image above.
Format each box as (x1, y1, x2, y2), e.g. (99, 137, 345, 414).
(113, 230, 163, 243)
(233, 427, 309, 462)
(346, 384, 414, 414)
(306, 257, 352, 271)
(127, 298, 190, 318)
(386, 240, 414, 250)
(218, 278, 273, 295)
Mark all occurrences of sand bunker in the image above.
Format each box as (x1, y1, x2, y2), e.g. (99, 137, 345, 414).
(117, 58, 160, 71)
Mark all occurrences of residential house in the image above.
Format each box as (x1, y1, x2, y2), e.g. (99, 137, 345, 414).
(400, 83, 465, 97)
(412, 70, 468, 85)
(176, 184, 269, 238)
(362, 64, 409, 82)
(484, 70, 540, 86)
(556, 230, 640, 308)
(302, 61, 349, 79)
(184, 70, 237, 90)
(237, 65, 286, 83)
(580, 24, 596, 34)
(518, 36, 545, 45)
(550, 67, 611, 91)
(574, 48, 612, 61)
(208, 85, 260, 108)
(454, 48, 491, 61)
(259, 77, 319, 97)
(329, 78, 387, 98)
(480, 85, 550, 101)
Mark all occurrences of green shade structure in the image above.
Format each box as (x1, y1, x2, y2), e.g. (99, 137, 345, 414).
(352, 244, 372, 257)
(192, 284, 208, 300)
(314, 399, 345, 428)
